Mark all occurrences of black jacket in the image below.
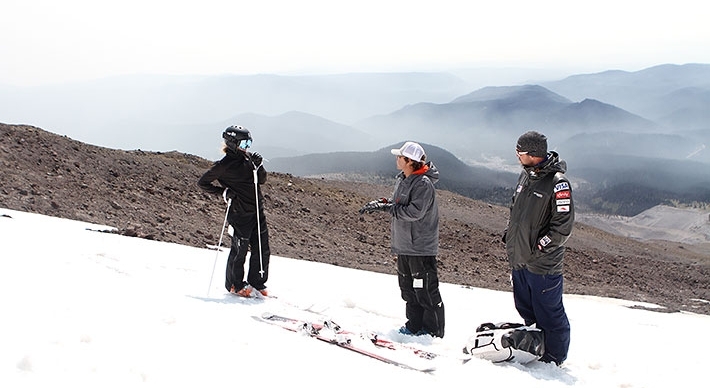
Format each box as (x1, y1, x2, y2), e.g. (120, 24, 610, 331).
(197, 150, 267, 215)
(504, 151, 574, 275)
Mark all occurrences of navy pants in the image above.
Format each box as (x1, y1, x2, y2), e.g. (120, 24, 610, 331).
(397, 255, 445, 338)
(512, 268, 570, 365)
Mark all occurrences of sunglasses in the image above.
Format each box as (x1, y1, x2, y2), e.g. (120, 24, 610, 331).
(516, 149, 528, 156)
(238, 139, 252, 149)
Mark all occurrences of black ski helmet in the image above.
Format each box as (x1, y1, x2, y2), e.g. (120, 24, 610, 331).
(222, 125, 252, 152)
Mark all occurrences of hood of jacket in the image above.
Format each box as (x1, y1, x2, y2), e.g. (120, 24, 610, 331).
(397, 161, 440, 184)
(524, 151, 566, 179)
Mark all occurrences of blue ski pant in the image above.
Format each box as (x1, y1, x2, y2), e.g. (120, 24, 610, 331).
(512, 268, 570, 365)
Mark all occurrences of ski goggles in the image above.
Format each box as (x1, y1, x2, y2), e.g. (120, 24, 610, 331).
(238, 139, 252, 149)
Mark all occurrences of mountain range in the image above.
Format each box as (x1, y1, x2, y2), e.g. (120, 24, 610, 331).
(2, 63, 709, 215)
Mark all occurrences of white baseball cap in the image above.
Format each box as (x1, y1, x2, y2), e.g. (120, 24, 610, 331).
(391, 141, 426, 162)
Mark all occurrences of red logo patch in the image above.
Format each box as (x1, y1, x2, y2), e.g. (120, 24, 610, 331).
(555, 190, 570, 199)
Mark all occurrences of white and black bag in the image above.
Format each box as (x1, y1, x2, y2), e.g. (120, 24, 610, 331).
(463, 322, 545, 364)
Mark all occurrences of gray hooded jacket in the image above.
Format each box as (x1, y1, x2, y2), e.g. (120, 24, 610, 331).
(388, 162, 440, 256)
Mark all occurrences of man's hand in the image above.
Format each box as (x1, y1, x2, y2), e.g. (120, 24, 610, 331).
(359, 198, 392, 214)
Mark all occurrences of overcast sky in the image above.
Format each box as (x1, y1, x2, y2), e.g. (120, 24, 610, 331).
(2, 0, 708, 86)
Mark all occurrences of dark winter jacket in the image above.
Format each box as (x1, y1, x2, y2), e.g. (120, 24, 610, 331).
(388, 162, 439, 256)
(504, 151, 574, 275)
(197, 149, 267, 216)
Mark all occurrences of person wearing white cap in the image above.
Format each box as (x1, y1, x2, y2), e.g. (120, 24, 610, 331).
(359, 141, 445, 338)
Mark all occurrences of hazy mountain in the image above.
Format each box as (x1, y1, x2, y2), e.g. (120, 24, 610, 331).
(262, 136, 710, 216)
(450, 84, 572, 104)
(559, 131, 709, 163)
(157, 111, 374, 161)
(3, 64, 707, 164)
(570, 154, 710, 216)
(354, 85, 658, 162)
(542, 63, 710, 129)
(653, 87, 710, 130)
(0, 72, 471, 157)
(267, 143, 518, 205)
(3, 64, 709, 215)
(549, 99, 659, 132)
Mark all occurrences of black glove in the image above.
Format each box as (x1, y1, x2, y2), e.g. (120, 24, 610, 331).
(250, 152, 263, 167)
(222, 188, 237, 204)
(359, 198, 393, 214)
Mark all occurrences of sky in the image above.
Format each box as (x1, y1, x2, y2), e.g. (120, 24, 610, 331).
(1, 0, 708, 86)
(1, 207, 708, 387)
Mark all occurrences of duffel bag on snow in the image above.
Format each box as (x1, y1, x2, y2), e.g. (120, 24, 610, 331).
(463, 322, 545, 364)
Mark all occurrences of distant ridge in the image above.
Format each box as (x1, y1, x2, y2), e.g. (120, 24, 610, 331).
(267, 142, 518, 205)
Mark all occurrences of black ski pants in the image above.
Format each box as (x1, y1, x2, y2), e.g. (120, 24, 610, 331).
(225, 211, 270, 291)
(397, 255, 445, 338)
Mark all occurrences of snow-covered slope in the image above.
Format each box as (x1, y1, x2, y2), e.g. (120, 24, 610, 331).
(1, 208, 707, 387)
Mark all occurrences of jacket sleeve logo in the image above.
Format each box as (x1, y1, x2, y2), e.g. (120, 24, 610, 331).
(555, 190, 571, 199)
(554, 182, 570, 192)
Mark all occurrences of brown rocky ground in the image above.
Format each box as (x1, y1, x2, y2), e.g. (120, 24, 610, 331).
(2, 123, 709, 314)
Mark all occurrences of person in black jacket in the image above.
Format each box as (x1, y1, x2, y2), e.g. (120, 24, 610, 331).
(198, 125, 271, 297)
(503, 131, 574, 365)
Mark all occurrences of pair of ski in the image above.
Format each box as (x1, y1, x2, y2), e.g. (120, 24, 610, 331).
(257, 312, 438, 373)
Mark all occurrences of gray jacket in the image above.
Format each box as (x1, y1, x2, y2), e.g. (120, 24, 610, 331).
(504, 151, 574, 275)
(388, 162, 439, 256)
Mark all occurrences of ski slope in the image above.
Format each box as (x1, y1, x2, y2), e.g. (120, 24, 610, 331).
(1, 208, 707, 387)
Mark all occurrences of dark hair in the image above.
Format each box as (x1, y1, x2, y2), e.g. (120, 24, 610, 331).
(403, 155, 425, 170)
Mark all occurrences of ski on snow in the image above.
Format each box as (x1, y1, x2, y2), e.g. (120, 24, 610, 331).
(259, 312, 438, 360)
(257, 312, 437, 373)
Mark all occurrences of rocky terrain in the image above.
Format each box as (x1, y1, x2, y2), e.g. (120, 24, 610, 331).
(2, 123, 709, 315)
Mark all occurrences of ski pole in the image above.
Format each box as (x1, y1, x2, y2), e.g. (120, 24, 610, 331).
(253, 163, 265, 277)
(207, 198, 231, 296)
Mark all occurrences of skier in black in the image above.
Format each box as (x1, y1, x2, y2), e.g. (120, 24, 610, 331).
(198, 125, 271, 297)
